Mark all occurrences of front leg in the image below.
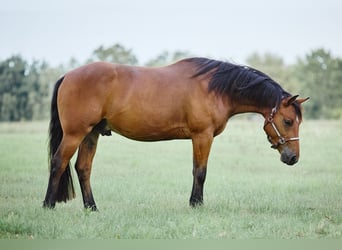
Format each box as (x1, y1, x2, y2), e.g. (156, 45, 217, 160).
(190, 132, 214, 207)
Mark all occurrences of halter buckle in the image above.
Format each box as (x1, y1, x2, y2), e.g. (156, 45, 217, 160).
(278, 137, 286, 145)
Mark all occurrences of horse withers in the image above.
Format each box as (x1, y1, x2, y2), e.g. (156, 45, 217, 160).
(43, 58, 309, 210)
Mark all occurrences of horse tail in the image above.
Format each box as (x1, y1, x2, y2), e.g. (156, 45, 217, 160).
(49, 76, 75, 202)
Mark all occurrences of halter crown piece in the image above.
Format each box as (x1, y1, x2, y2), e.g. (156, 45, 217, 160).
(265, 107, 300, 149)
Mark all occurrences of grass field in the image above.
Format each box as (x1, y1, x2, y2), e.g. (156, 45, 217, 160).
(0, 119, 341, 239)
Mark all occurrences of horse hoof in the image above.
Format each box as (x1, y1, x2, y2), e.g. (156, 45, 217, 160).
(84, 204, 98, 212)
(189, 199, 203, 208)
(43, 201, 55, 209)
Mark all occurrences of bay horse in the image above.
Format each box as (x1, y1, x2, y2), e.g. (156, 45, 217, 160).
(43, 57, 309, 211)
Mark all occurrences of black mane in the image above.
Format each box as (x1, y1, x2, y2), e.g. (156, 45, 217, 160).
(185, 57, 302, 118)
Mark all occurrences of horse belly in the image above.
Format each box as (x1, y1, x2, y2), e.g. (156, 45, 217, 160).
(106, 104, 190, 141)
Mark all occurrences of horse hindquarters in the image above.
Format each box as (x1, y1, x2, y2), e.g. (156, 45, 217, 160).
(43, 77, 75, 208)
(43, 77, 88, 208)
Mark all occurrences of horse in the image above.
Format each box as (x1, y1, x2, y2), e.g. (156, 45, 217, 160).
(43, 57, 309, 211)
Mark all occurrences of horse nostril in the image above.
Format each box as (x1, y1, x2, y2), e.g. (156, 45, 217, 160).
(289, 155, 297, 165)
(280, 148, 298, 165)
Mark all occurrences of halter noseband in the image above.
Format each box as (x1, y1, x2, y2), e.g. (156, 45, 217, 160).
(264, 107, 300, 149)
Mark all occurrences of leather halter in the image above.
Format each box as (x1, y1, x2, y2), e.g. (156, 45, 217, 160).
(264, 107, 300, 149)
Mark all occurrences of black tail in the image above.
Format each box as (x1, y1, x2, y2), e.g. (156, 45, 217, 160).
(49, 76, 75, 202)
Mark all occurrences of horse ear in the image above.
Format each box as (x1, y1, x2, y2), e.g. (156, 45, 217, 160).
(296, 97, 310, 104)
(284, 95, 299, 106)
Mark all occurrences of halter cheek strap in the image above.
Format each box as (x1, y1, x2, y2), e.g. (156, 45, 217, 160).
(265, 107, 300, 149)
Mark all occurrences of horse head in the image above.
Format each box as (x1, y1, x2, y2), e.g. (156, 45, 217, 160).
(263, 95, 310, 165)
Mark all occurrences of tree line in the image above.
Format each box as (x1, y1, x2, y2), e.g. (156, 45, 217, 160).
(0, 44, 341, 121)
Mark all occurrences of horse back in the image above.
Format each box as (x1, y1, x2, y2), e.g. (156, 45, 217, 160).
(58, 61, 228, 140)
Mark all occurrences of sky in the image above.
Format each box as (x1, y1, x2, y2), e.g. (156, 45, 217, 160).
(1, 0, 341, 66)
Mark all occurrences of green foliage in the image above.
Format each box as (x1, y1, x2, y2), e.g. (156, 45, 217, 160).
(88, 43, 138, 65)
(294, 49, 342, 119)
(0, 56, 51, 121)
(145, 50, 193, 67)
(246, 52, 299, 94)
(0, 120, 341, 239)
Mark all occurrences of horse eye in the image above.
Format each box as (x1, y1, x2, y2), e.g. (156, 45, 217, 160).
(284, 119, 293, 126)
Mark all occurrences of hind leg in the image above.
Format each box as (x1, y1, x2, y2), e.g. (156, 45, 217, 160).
(75, 131, 99, 211)
(44, 135, 82, 208)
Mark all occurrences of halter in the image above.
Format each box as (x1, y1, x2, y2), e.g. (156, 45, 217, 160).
(264, 107, 300, 149)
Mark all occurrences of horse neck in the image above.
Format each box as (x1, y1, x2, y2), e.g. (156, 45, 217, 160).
(229, 101, 271, 119)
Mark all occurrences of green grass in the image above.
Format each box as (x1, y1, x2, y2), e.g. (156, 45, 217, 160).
(0, 119, 341, 239)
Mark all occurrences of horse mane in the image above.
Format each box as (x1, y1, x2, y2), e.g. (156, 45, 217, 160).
(185, 57, 302, 119)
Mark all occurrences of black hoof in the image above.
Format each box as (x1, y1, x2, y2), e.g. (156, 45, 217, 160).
(43, 201, 55, 209)
(84, 204, 98, 212)
(189, 198, 203, 208)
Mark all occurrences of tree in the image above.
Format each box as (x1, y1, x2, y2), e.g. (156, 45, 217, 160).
(145, 50, 193, 67)
(246, 52, 299, 93)
(0, 55, 29, 121)
(31, 61, 63, 120)
(0, 55, 50, 121)
(294, 48, 342, 119)
(88, 43, 138, 65)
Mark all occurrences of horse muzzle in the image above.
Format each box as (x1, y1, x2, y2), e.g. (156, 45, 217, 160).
(280, 147, 298, 165)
